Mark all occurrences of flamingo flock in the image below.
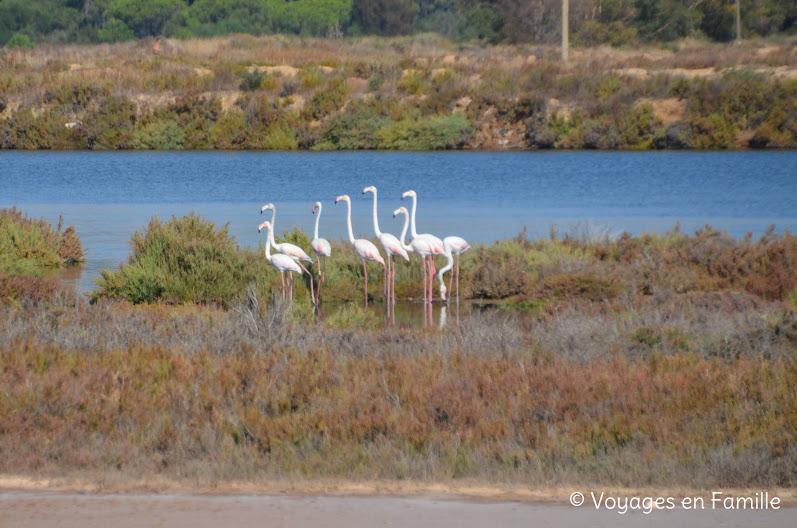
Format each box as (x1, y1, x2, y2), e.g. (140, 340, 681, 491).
(258, 188, 469, 310)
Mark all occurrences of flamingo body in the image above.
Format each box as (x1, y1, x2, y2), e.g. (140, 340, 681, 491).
(438, 236, 471, 302)
(401, 190, 445, 303)
(261, 203, 313, 263)
(336, 194, 386, 306)
(259, 220, 303, 300)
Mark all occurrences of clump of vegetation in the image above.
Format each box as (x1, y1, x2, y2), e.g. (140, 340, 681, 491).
(0, 207, 84, 277)
(93, 213, 276, 304)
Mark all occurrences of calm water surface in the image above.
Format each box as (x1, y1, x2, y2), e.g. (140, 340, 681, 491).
(3, 151, 796, 293)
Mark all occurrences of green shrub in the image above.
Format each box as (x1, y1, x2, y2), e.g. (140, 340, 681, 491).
(240, 69, 266, 91)
(368, 75, 385, 91)
(376, 114, 471, 150)
(5, 34, 34, 49)
(398, 71, 428, 95)
(320, 106, 390, 149)
(262, 123, 299, 150)
(97, 18, 135, 43)
(302, 77, 350, 120)
(132, 119, 186, 150)
(93, 213, 273, 304)
(0, 207, 84, 276)
(299, 68, 325, 90)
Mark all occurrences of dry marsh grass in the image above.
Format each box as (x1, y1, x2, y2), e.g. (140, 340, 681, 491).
(2, 214, 797, 490)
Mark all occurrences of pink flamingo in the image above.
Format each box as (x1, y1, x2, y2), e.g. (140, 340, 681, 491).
(335, 194, 386, 307)
(258, 220, 303, 300)
(363, 186, 409, 305)
(401, 190, 445, 304)
(261, 203, 314, 300)
(311, 201, 332, 298)
(437, 236, 471, 303)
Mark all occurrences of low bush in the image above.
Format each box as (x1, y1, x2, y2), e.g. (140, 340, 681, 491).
(0, 207, 84, 277)
(92, 213, 274, 304)
(376, 114, 471, 150)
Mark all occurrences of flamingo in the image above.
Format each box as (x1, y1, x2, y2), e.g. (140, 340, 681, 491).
(258, 220, 303, 300)
(363, 186, 409, 305)
(310, 201, 332, 299)
(335, 194, 386, 307)
(437, 236, 471, 303)
(260, 203, 314, 300)
(401, 190, 445, 304)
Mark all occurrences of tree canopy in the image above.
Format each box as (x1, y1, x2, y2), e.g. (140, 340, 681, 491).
(1, 0, 795, 47)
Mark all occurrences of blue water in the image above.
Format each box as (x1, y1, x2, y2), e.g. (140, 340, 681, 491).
(2, 151, 796, 292)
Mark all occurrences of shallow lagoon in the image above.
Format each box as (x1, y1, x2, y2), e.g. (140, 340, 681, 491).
(3, 150, 796, 293)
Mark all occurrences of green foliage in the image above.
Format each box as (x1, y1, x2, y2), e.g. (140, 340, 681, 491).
(105, 0, 184, 38)
(262, 123, 299, 150)
(97, 18, 135, 43)
(398, 70, 428, 95)
(0, 207, 84, 277)
(132, 119, 186, 150)
(302, 77, 350, 120)
(299, 68, 325, 90)
(5, 33, 34, 49)
(367, 75, 385, 91)
(240, 68, 266, 91)
(376, 114, 470, 150)
(319, 106, 390, 149)
(0, 0, 795, 45)
(352, 0, 417, 36)
(93, 213, 272, 304)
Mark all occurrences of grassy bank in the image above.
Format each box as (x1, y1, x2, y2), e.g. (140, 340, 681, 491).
(1, 35, 795, 151)
(2, 209, 796, 489)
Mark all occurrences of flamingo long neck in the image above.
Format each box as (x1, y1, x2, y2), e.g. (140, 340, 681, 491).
(398, 212, 412, 252)
(344, 199, 355, 244)
(370, 191, 383, 238)
(268, 208, 278, 248)
(409, 194, 419, 239)
(313, 204, 321, 240)
(264, 227, 273, 263)
(437, 240, 454, 284)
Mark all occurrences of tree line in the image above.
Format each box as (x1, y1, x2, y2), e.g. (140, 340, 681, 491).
(1, 0, 794, 48)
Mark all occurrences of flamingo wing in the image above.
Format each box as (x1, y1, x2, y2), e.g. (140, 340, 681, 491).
(355, 239, 385, 265)
(277, 242, 312, 262)
(312, 238, 332, 257)
(379, 233, 409, 261)
(271, 253, 303, 274)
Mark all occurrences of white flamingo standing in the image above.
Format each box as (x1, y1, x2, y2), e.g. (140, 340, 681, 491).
(260, 203, 314, 301)
(437, 236, 471, 303)
(310, 201, 332, 299)
(363, 186, 408, 305)
(259, 220, 303, 300)
(401, 190, 445, 304)
(335, 194, 386, 307)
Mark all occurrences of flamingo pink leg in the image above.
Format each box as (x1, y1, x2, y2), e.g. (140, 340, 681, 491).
(316, 256, 322, 299)
(422, 257, 428, 304)
(456, 254, 460, 302)
(281, 271, 286, 300)
(363, 259, 369, 307)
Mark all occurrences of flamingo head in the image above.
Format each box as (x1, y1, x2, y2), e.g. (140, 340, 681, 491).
(335, 195, 349, 204)
(362, 185, 376, 195)
(401, 190, 416, 200)
(312, 201, 321, 214)
(440, 282, 447, 301)
(260, 203, 274, 214)
(393, 206, 408, 218)
(257, 221, 270, 233)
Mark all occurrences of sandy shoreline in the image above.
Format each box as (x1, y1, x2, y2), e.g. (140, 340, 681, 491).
(2, 474, 796, 505)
